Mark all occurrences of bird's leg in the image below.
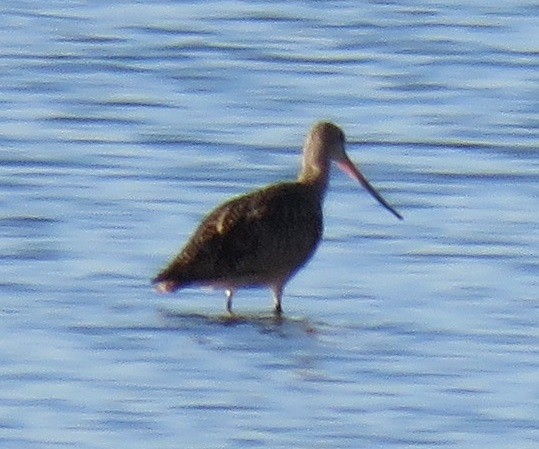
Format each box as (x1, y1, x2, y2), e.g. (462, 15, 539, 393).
(225, 289, 235, 314)
(270, 284, 284, 316)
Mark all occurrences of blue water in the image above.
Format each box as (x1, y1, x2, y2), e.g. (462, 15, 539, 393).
(1, 1, 537, 448)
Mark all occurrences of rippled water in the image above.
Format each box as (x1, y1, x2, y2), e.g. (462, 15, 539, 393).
(1, 1, 538, 448)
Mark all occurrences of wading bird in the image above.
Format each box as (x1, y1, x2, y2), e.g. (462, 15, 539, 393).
(153, 121, 402, 315)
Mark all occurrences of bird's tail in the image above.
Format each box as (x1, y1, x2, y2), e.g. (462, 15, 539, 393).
(152, 268, 185, 294)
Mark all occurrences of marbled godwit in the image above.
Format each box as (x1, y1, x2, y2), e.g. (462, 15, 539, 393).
(153, 121, 402, 315)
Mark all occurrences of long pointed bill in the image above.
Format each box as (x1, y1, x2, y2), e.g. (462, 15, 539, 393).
(336, 157, 403, 220)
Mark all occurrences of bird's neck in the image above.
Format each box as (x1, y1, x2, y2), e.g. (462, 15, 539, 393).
(297, 151, 330, 197)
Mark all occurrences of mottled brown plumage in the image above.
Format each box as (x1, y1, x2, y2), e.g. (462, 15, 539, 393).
(153, 122, 402, 315)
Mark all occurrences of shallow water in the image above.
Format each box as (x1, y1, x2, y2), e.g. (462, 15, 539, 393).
(1, 1, 538, 448)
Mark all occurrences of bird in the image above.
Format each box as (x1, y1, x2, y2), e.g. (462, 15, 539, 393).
(153, 121, 402, 315)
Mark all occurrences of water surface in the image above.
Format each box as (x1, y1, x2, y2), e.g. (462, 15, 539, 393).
(0, 1, 537, 448)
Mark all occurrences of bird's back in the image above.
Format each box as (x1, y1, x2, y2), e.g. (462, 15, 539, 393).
(153, 182, 323, 291)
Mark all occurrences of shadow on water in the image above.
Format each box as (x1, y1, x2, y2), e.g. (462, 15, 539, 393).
(67, 309, 323, 369)
(157, 308, 320, 337)
(66, 309, 321, 347)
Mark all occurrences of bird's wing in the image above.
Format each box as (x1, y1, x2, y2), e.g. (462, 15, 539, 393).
(154, 183, 321, 286)
(159, 186, 283, 283)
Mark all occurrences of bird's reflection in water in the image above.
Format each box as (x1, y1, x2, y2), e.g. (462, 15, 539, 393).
(158, 307, 319, 337)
